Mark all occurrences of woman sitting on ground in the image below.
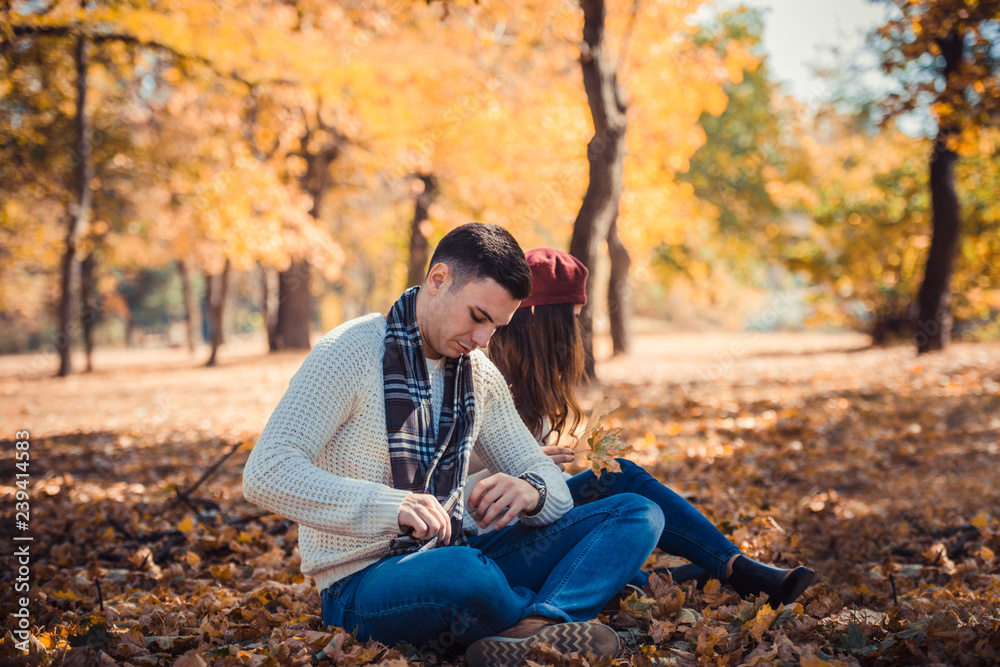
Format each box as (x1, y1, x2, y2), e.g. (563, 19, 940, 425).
(487, 248, 816, 605)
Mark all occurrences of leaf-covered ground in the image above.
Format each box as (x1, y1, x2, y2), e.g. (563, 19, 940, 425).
(2, 330, 999, 666)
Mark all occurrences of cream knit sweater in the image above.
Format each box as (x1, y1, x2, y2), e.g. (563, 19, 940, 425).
(242, 313, 573, 594)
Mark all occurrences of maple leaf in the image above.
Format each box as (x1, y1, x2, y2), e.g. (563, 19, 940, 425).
(575, 397, 633, 474)
(586, 424, 632, 474)
(748, 604, 778, 643)
(611, 590, 657, 626)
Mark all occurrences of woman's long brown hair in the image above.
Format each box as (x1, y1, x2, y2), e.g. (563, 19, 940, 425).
(488, 303, 585, 441)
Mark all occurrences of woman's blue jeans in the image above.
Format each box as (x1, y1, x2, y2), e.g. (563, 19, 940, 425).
(320, 493, 662, 650)
(566, 459, 741, 585)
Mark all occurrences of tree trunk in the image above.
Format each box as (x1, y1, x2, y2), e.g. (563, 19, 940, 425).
(408, 173, 437, 287)
(57, 30, 93, 376)
(607, 216, 631, 356)
(178, 258, 199, 353)
(276, 260, 312, 349)
(201, 270, 212, 344)
(272, 101, 343, 351)
(80, 251, 97, 371)
(915, 134, 961, 353)
(569, 0, 628, 380)
(222, 268, 235, 342)
(206, 259, 231, 367)
(914, 30, 964, 355)
(125, 316, 136, 348)
(260, 263, 279, 351)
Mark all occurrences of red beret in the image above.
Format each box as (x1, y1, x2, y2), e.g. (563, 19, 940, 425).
(519, 248, 589, 309)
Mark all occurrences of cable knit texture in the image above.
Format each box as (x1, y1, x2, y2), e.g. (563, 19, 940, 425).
(242, 313, 573, 594)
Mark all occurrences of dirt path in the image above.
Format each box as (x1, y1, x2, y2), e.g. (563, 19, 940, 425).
(3, 327, 995, 441)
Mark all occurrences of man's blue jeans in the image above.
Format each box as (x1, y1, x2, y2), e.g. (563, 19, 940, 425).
(320, 493, 662, 649)
(567, 459, 742, 585)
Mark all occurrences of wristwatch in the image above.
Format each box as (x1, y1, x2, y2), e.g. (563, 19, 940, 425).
(517, 472, 547, 516)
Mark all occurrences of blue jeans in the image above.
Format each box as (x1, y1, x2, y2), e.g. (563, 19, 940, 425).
(566, 459, 742, 584)
(320, 493, 662, 650)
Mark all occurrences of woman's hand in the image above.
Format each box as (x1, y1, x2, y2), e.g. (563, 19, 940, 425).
(468, 473, 539, 530)
(541, 445, 576, 471)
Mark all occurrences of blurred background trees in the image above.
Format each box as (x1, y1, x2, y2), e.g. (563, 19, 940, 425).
(875, 0, 1000, 352)
(2, 0, 998, 374)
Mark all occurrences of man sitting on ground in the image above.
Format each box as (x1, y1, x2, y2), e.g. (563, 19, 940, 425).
(243, 222, 662, 666)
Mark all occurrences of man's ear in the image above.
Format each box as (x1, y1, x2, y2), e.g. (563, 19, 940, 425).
(425, 262, 450, 295)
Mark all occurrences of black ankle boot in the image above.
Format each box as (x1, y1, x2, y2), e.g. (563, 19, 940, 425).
(726, 555, 816, 605)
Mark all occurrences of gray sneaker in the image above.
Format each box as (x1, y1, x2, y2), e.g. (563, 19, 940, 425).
(465, 619, 619, 667)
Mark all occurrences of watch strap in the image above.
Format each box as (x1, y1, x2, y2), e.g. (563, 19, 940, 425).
(518, 472, 547, 516)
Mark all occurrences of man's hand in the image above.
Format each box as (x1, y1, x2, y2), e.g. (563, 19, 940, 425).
(541, 445, 575, 471)
(468, 473, 540, 530)
(398, 493, 452, 545)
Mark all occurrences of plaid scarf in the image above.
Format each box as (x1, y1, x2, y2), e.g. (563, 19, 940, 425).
(383, 286, 476, 555)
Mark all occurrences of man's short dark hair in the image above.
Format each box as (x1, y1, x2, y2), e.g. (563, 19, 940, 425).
(427, 222, 532, 301)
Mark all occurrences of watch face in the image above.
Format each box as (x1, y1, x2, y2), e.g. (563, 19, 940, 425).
(521, 472, 544, 487)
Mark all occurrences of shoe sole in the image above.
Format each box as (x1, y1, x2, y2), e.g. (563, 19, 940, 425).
(466, 622, 619, 667)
